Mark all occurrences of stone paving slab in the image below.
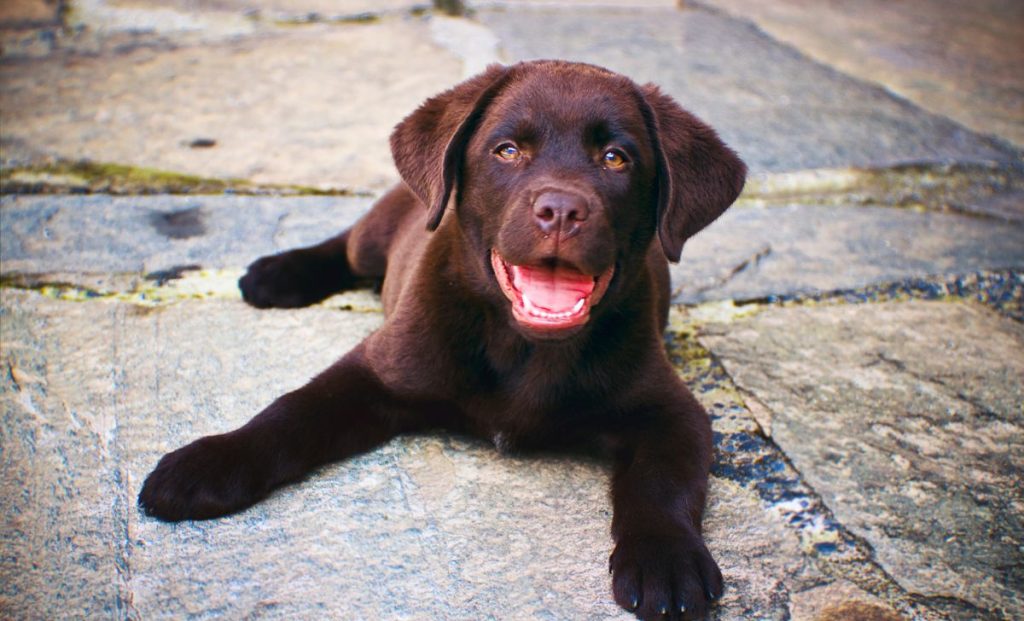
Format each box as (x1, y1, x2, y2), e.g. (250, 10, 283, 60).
(2, 3, 1023, 620)
(741, 163, 1024, 224)
(700, 300, 1024, 620)
(0, 290, 868, 620)
(675, 203, 1024, 303)
(699, 0, 1024, 148)
(0, 195, 373, 275)
(0, 19, 462, 192)
(0, 0, 59, 27)
(5, 195, 1023, 308)
(479, 6, 1020, 174)
(4, 4, 1020, 190)
(104, 0, 424, 21)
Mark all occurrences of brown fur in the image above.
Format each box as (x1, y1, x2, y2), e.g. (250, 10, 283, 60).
(139, 60, 746, 621)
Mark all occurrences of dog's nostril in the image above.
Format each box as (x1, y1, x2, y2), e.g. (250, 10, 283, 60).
(537, 207, 556, 223)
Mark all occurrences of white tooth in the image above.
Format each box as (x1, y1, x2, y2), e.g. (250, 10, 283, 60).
(521, 294, 584, 320)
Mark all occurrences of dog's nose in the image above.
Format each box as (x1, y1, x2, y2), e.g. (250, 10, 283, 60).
(532, 191, 589, 237)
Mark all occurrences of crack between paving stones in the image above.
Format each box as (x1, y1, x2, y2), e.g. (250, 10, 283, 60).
(109, 304, 140, 620)
(738, 161, 1024, 223)
(729, 269, 1024, 323)
(675, 244, 772, 300)
(697, 345, 969, 620)
(1, 273, 388, 314)
(266, 3, 436, 26)
(750, 424, 967, 619)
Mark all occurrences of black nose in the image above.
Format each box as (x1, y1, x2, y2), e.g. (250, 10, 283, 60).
(532, 191, 590, 237)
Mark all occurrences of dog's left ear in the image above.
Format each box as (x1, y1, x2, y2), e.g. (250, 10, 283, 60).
(391, 64, 512, 231)
(640, 84, 747, 262)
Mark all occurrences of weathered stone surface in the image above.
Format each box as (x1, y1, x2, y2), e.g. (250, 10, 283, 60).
(479, 6, 1019, 173)
(0, 290, 847, 619)
(701, 0, 1024, 147)
(474, 0, 677, 6)
(0, 0, 59, 26)
(0, 0, 62, 58)
(3, 3, 1021, 618)
(7, 196, 1023, 307)
(107, 0, 423, 21)
(69, 0, 256, 39)
(742, 162, 1024, 224)
(788, 580, 903, 621)
(0, 194, 373, 275)
(675, 203, 1024, 303)
(700, 300, 1024, 618)
(0, 20, 461, 191)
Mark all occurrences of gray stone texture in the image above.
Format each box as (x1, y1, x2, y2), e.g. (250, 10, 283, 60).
(700, 0, 1024, 147)
(675, 203, 1024, 303)
(2, 0, 1023, 619)
(0, 194, 373, 274)
(1, 290, 836, 620)
(0, 0, 59, 26)
(0, 20, 462, 192)
(106, 0, 425, 21)
(6, 195, 1023, 308)
(479, 6, 1019, 174)
(701, 300, 1024, 618)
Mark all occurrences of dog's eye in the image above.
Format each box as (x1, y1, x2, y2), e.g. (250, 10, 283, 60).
(495, 143, 522, 161)
(602, 149, 628, 170)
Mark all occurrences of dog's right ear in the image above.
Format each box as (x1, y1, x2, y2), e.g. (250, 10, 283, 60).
(390, 64, 512, 231)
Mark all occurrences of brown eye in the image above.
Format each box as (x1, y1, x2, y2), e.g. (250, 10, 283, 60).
(602, 149, 628, 170)
(495, 143, 521, 161)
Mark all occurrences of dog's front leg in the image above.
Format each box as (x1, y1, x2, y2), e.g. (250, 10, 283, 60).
(139, 345, 422, 521)
(608, 389, 722, 621)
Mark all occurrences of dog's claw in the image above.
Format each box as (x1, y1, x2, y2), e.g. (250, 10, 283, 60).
(610, 532, 721, 620)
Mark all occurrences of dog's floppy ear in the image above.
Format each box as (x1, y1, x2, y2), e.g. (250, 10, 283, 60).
(640, 84, 747, 262)
(391, 64, 512, 231)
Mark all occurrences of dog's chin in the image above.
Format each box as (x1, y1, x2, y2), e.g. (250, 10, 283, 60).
(490, 249, 614, 341)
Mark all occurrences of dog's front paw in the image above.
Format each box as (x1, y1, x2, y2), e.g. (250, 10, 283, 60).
(609, 532, 723, 620)
(138, 434, 267, 521)
(239, 249, 342, 309)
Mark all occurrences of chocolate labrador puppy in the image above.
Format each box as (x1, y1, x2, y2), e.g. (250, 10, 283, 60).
(139, 60, 745, 620)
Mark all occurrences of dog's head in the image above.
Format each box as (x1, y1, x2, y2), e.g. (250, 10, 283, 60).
(392, 60, 745, 340)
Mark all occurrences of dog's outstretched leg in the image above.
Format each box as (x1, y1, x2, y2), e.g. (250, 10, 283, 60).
(138, 345, 445, 521)
(608, 385, 722, 621)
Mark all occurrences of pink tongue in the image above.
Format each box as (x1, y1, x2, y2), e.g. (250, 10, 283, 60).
(511, 264, 595, 311)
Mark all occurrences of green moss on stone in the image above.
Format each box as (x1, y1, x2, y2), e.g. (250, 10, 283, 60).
(0, 160, 362, 196)
(739, 161, 1023, 216)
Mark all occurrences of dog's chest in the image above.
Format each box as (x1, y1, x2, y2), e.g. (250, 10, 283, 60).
(469, 365, 610, 452)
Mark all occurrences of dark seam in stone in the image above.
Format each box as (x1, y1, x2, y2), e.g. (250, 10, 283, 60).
(730, 270, 1023, 322)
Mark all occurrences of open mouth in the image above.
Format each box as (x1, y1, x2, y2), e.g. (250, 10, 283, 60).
(490, 249, 614, 334)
